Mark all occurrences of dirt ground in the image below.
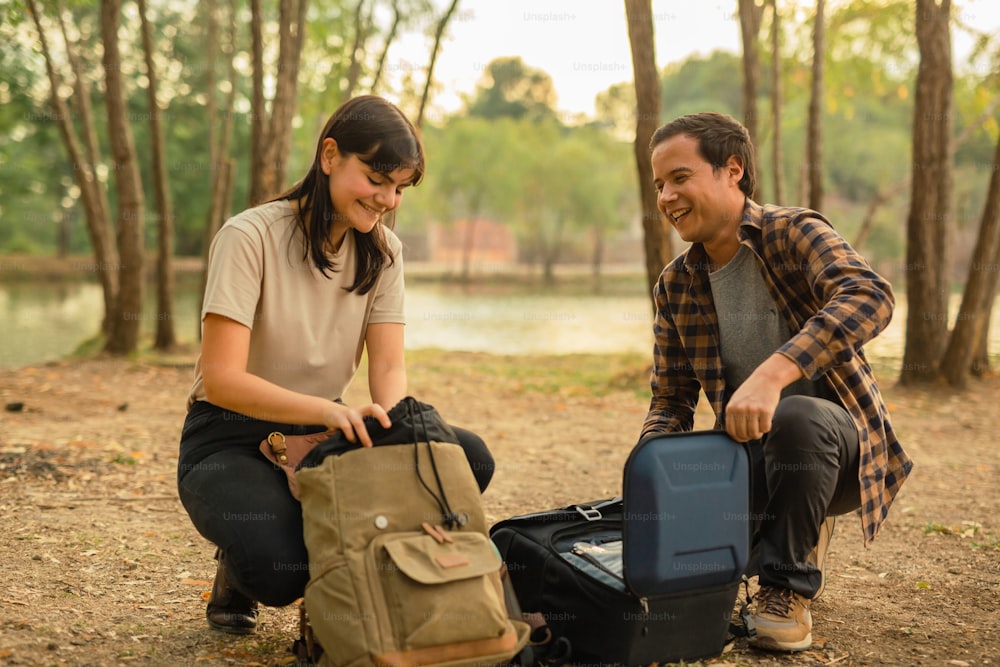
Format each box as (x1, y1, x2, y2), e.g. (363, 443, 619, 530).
(0, 349, 997, 667)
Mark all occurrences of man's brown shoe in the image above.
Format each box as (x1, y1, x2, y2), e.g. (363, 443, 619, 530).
(206, 550, 259, 634)
(808, 516, 836, 600)
(749, 585, 812, 652)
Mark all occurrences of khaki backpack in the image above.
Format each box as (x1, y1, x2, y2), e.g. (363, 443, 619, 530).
(295, 398, 530, 667)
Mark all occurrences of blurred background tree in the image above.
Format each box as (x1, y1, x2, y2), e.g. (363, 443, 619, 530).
(0, 0, 997, 379)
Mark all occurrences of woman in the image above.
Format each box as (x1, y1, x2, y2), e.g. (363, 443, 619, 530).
(177, 95, 494, 634)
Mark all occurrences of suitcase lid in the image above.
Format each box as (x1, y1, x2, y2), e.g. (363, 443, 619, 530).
(621, 430, 750, 597)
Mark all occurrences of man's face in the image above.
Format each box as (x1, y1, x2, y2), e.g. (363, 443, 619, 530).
(651, 133, 745, 247)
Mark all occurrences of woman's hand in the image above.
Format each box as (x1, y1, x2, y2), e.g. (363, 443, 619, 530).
(323, 402, 392, 448)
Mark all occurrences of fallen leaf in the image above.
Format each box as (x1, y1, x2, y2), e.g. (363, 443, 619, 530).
(180, 578, 212, 586)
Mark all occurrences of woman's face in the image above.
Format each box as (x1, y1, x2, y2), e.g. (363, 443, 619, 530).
(320, 137, 416, 237)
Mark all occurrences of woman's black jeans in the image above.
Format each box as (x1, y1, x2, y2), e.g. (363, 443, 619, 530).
(177, 400, 494, 607)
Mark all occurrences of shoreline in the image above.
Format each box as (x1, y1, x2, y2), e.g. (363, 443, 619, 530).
(0, 253, 648, 284)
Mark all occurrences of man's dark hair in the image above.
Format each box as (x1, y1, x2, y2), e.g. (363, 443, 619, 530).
(650, 112, 757, 198)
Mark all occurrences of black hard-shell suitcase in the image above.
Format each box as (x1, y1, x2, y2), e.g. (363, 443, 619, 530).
(490, 430, 750, 666)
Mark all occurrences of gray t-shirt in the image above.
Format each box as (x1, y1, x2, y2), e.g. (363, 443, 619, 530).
(709, 245, 815, 398)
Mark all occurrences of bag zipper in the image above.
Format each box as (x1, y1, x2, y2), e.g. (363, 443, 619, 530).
(570, 543, 624, 582)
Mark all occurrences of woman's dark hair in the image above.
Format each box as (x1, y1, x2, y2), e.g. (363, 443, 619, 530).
(649, 112, 757, 199)
(274, 95, 425, 294)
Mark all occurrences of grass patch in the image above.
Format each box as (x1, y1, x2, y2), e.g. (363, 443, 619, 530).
(405, 349, 650, 398)
(110, 453, 138, 465)
(970, 533, 1000, 550)
(69, 333, 106, 360)
(923, 521, 998, 549)
(404, 267, 647, 297)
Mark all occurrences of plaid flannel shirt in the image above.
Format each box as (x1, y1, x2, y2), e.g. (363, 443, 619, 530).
(642, 199, 913, 545)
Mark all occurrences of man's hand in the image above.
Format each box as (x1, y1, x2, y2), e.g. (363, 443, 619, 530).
(725, 353, 803, 442)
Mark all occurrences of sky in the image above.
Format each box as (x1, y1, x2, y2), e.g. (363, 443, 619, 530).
(391, 0, 1000, 120)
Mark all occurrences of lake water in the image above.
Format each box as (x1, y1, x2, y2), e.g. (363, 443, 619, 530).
(1, 279, 996, 370)
(0, 280, 657, 368)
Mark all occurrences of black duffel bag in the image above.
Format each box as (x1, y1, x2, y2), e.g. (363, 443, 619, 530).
(490, 430, 752, 666)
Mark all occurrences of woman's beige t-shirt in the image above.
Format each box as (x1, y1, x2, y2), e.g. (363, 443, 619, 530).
(186, 199, 405, 409)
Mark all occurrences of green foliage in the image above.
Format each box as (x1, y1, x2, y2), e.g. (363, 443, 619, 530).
(464, 56, 560, 122)
(408, 113, 637, 272)
(823, 102, 912, 201)
(660, 50, 743, 120)
(593, 81, 635, 140)
(419, 116, 523, 224)
(1, 231, 44, 254)
(1, 0, 997, 286)
(825, 0, 915, 75)
(513, 121, 635, 270)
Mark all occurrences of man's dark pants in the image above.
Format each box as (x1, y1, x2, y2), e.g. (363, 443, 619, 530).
(746, 395, 862, 598)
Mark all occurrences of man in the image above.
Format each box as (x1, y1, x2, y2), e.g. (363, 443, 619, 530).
(641, 112, 912, 652)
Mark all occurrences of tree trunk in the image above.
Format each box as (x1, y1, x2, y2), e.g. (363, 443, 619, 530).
(624, 0, 670, 309)
(200, 0, 239, 339)
(138, 0, 177, 351)
(101, 0, 146, 355)
(57, 209, 72, 258)
(900, 0, 953, 384)
(738, 0, 765, 200)
(460, 217, 477, 284)
(249, 0, 306, 204)
(29, 0, 119, 336)
(939, 133, 1000, 387)
(853, 178, 910, 250)
(770, 0, 783, 204)
(204, 0, 219, 190)
(343, 0, 369, 102)
(371, 0, 401, 93)
(971, 223, 1000, 377)
(806, 0, 825, 211)
(249, 0, 268, 205)
(416, 0, 460, 128)
(540, 218, 565, 287)
(56, 1, 113, 261)
(264, 0, 307, 197)
(972, 190, 1000, 379)
(592, 226, 605, 293)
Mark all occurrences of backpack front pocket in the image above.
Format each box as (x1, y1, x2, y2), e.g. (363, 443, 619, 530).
(368, 531, 510, 650)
